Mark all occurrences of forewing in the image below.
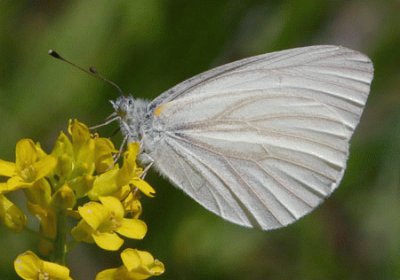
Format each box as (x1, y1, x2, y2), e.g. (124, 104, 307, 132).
(147, 45, 373, 230)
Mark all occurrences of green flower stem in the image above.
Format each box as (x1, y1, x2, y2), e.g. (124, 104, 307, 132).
(54, 209, 68, 265)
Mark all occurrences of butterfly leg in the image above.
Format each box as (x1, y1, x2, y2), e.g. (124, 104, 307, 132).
(113, 134, 129, 163)
(90, 113, 120, 130)
(138, 153, 154, 179)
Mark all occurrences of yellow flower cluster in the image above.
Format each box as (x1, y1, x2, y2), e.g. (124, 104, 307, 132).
(0, 120, 164, 280)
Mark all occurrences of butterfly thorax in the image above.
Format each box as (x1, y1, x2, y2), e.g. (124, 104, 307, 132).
(111, 96, 150, 142)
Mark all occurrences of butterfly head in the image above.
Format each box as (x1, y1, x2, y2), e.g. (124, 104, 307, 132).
(111, 95, 135, 120)
(111, 96, 149, 142)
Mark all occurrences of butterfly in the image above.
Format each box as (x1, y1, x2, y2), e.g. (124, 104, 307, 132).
(52, 45, 374, 230)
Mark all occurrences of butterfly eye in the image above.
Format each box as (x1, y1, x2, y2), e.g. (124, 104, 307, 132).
(128, 99, 133, 106)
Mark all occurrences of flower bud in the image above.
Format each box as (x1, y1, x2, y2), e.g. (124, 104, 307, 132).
(51, 185, 76, 210)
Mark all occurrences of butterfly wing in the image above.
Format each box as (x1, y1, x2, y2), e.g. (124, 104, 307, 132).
(145, 45, 373, 230)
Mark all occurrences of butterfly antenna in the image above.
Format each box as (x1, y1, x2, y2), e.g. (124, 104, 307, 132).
(48, 49, 125, 96)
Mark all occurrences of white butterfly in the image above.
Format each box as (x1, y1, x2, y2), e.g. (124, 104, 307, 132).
(110, 45, 373, 230)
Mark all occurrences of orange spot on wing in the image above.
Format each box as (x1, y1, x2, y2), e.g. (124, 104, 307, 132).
(153, 105, 164, 117)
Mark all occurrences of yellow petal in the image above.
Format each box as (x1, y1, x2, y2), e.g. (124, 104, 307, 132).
(74, 138, 96, 174)
(34, 142, 48, 159)
(41, 258, 72, 279)
(32, 155, 57, 180)
(118, 162, 135, 187)
(117, 218, 147, 239)
(136, 257, 164, 278)
(146, 259, 165, 276)
(89, 167, 120, 200)
(14, 251, 41, 279)
(69, 175, 94, 198)
(6, 176, 32, 191)
(121, 249, 141, 271)
(0, 159, 16, 177)
(95, 268, 120, 280)
(51, 132, 73, 178)
(78, 201, 109, 230)
(126, 142, 140, 159)
(53, 132, 73, 154)
(0, 194, 27, 231)
(24, 179, 52, 206)
(136, 250, 159, 268)
(94, 137, 117, 174)
(69, 119, 91, 147)
(93, 232, 124, 251)
(113, 184, 131, 200)
(68, 120, 96, 176)
(71, 220, 95, 243)
(15, 139, 38, 169)
(117, 143, 140, 186)
(99, 196, 125, 219)
(131, 179, 155, 197)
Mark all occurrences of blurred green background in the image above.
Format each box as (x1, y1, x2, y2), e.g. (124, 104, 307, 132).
(0, 1, 399, 279)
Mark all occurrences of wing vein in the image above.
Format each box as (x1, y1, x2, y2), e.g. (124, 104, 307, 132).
(168, 132, 321, 222)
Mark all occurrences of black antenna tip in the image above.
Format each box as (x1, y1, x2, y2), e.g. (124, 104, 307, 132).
(48, 49, 62, 59)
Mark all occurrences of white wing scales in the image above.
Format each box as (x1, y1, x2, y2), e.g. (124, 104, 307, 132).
(145, 45, 373, 230)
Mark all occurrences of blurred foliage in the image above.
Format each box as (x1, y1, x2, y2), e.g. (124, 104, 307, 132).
(0, 0, 399, 279)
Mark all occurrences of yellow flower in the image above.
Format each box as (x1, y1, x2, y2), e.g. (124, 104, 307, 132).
(0, 193, 26, 231)
(51, 132, 74, 182)
(0, 119, 162, 278)
(96, 249, 164, 280)
(0, 139, 56, 192)
(51, 184, 76, 210)
(68, 119, 96, 175)
(51, 119, 115, 198)
(14, 250, 72, 280)
(89, 143, 155, 200)
(118, 143, 155, 197)
(71, 196, 147, 251)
